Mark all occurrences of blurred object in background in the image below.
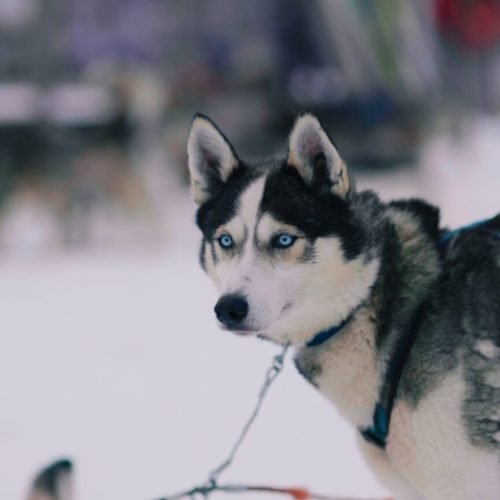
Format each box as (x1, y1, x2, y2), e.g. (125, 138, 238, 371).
(0, 0, 499, 258)
(2, 3, 500, 500)
(436, 0, 500, 111)
(270, 0, 442, 166)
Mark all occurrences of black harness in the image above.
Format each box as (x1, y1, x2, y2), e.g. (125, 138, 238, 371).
(360, 297, 427, 448)
(307, 216, 500, 449)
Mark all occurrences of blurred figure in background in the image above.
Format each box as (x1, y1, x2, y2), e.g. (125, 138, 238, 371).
(0, 0, 498, 258)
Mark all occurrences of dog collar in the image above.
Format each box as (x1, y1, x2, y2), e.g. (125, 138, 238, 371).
(305, 310, 357, 348)
(361, 215, 500, 449)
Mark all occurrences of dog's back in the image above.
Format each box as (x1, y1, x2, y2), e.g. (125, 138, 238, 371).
(381, 213, 500, 499)
(400, 213, 500, 446)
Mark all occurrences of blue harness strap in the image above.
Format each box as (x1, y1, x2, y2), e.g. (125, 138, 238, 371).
(360, 214, 500, 449)
(440, 216, 500, 252)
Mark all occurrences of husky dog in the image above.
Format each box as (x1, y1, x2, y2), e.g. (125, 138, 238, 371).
(187, 113, 500, 499)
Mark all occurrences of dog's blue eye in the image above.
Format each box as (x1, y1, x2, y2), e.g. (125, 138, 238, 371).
(275, 233, 296, 249)
(218, 234, 234, 249)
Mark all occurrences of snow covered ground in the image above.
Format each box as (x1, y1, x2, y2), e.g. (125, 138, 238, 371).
(1, 116, 500, 500)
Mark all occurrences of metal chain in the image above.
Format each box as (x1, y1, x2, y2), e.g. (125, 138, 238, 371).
(155, 344, 290, 500)
(153, 344, 389, 500)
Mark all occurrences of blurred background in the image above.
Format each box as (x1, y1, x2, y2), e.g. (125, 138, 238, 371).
(1, 1, 500, 499)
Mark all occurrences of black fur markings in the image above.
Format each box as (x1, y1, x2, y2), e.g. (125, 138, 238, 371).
(197, 159, 366, 261)
(294, 355, 322, 388)
(205, 160, 227, 196)
(300, 241, 317, 263)
(389, 199, 440, 241)
(463, 368, 500, 449)
(260, 164, 364, 260)
(199, 238, 207, 271)
(210, 240, 218, 265)
(310, 152, 334, 194)
(196, 163, 261, 239)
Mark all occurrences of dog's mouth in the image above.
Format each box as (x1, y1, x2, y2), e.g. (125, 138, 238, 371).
(218, 301, 294, 337)
(218, 323, 259, 336)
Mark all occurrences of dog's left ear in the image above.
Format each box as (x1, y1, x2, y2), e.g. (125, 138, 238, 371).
(287, 113, 351, 198)
(187, 114, 240, 205)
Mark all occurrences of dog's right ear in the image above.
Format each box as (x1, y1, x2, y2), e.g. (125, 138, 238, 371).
(187, 114, 240, 205)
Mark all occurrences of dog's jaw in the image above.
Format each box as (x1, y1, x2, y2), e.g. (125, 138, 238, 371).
(255, 254, 381, 346)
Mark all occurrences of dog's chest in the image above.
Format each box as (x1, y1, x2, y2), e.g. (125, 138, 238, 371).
(294, 312, 381, 428)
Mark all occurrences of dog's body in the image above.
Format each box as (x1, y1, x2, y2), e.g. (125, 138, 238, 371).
(187, 113, 500, 499)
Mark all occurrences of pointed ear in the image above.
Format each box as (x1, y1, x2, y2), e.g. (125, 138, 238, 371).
(187, 114, 240, 205)
(287, 113, 352, 198)
(27, 459, 73, 500)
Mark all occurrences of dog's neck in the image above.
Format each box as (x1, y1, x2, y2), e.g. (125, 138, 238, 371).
(294, 205, 442, 430)
(305, 305, 361, 348)
(295, 299, 381, 427)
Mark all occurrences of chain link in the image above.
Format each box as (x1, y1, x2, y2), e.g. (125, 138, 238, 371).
(156, 344, 290, 500)
(153, 342, 388, 500)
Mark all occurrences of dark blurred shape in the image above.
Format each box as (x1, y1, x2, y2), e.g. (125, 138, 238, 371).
(268, 0, 442, 166)
(27, 458, 73, 500)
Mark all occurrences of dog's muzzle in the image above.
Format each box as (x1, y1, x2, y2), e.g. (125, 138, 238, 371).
(214, 294, 249, 329)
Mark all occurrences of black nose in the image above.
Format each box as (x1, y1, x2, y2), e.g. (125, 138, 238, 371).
(214, 294, 249, 328)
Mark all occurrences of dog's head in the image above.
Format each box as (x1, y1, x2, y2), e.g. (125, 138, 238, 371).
(187, 113, 379, 345)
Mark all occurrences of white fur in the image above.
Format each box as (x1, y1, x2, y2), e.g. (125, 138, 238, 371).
(305, 305, 382, 427)
(209, 176, 288, 332)
(357, 433, 424, 500)
(474, 339, 500, 359)
(485, 369, 500, 388)
(206, 171, 380, 343)
(261, 244, 379, 345)
(215, 177, 268, 300)
(359, 369, 500, 499)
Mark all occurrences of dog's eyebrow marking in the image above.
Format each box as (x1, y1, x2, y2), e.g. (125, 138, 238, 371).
(474, 340, 500, 359)
(221, 218, 247, 249)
